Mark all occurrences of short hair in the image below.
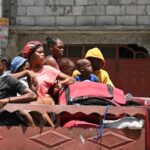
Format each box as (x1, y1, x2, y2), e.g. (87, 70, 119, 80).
(0, 55, 11, 70)
(76, 59, 90, 70)
(58, 58, 75, 76)
(58, 57, 74, 68)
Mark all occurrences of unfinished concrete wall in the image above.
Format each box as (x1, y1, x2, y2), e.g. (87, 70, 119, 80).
(1, 0, 150, 57)
(7, 26, 150, 58)
(4, 0, 150, 26)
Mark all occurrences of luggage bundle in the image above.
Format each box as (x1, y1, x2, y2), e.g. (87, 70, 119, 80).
(58, 81, 150, 128)
(59, 81, 126, 106)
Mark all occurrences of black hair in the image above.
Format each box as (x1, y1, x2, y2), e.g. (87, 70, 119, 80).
(58, 57, 73, 67)
(43, 37, 60, 56)
(0, 55, 11, 70)
(76, 59, 89, 70)
(45, 37, 60, 47)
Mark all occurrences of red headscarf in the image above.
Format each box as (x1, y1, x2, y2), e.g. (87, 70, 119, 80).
(22, 41, 42, 59)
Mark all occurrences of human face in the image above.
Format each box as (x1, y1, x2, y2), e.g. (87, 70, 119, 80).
(61, 61, 75, 76)
(30, 46, 45, 64)
(51, 39, 64, 58)
(23, 61, 30, 70)
(17, 61, 30, 72)
(82, 60, 93, 74)
(87, 57, 102, 71)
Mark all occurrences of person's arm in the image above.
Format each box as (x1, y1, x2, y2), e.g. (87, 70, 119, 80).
(0, 87, 37, 106)
(104, 73, 114, 87)
(101, 70, 114, 87)
(10, 70, 38, 87)
(57, 72, 74, 87)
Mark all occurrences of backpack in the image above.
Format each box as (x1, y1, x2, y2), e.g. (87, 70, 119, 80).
(58, 81, 126, 106)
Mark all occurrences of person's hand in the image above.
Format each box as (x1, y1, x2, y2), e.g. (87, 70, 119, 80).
(37, 96, 55, 105)
(55, 80, 62, 90)
(0, 98, 9, 108)
(29, 83, 38, 93)
(31, 96, 55, 105)
(59, 76, 75, 86)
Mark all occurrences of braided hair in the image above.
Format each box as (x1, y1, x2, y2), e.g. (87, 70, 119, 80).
(43, 37, 60, 56)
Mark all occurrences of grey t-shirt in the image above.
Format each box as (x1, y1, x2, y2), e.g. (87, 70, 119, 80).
(0, 75, 26, 99)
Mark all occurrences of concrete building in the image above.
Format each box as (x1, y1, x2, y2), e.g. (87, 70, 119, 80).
(1, 0, 150, 57)
(0, 0, 150, 96)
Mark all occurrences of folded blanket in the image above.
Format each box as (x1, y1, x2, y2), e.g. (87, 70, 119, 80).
(103, 117, 144, 129)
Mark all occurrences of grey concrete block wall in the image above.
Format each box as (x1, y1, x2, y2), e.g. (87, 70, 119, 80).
(2, 0, 150, 26)
(2, 0, 150, 56)
(117, 16, 137, 25)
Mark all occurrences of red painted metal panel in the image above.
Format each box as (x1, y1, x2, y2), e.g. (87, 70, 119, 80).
(0, 127, 145, 150)
(105, 59, 150, 97)
(0, 104, 147, 150)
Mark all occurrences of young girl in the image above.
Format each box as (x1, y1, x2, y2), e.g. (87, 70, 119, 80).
(57, 57, 75, 76)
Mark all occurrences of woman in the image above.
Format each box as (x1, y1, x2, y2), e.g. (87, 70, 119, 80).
(44, 37, 64, 58)
(22, 40, 74, 101)
(43, 37, 64, 69)
(22, 40, 74, 126)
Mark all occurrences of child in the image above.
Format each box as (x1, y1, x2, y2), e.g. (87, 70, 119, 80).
(11, 56, 30, 73)
(58, 57, 75, 76)
(11, 56, 38, 127)
(75, 59, 99, 82)
(11, 56, 30, 87)
(85, 47, 114, 86)
(73, 47, 114, 86)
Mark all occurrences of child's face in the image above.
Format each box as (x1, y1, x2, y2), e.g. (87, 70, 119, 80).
(66, 62, 75, 76)
(23, 61, 30, 70)
(82, 60, 93, 74)
(87, 57, 102, 71)
(61, 61, 75, 76)
(17, 61, 30, 72)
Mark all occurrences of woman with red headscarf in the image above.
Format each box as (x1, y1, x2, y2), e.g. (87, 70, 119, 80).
(21, 40, 74, 126)
(22, 40, 74, 102)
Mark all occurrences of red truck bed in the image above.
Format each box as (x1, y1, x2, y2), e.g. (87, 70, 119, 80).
(0, 104, 149, 150)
